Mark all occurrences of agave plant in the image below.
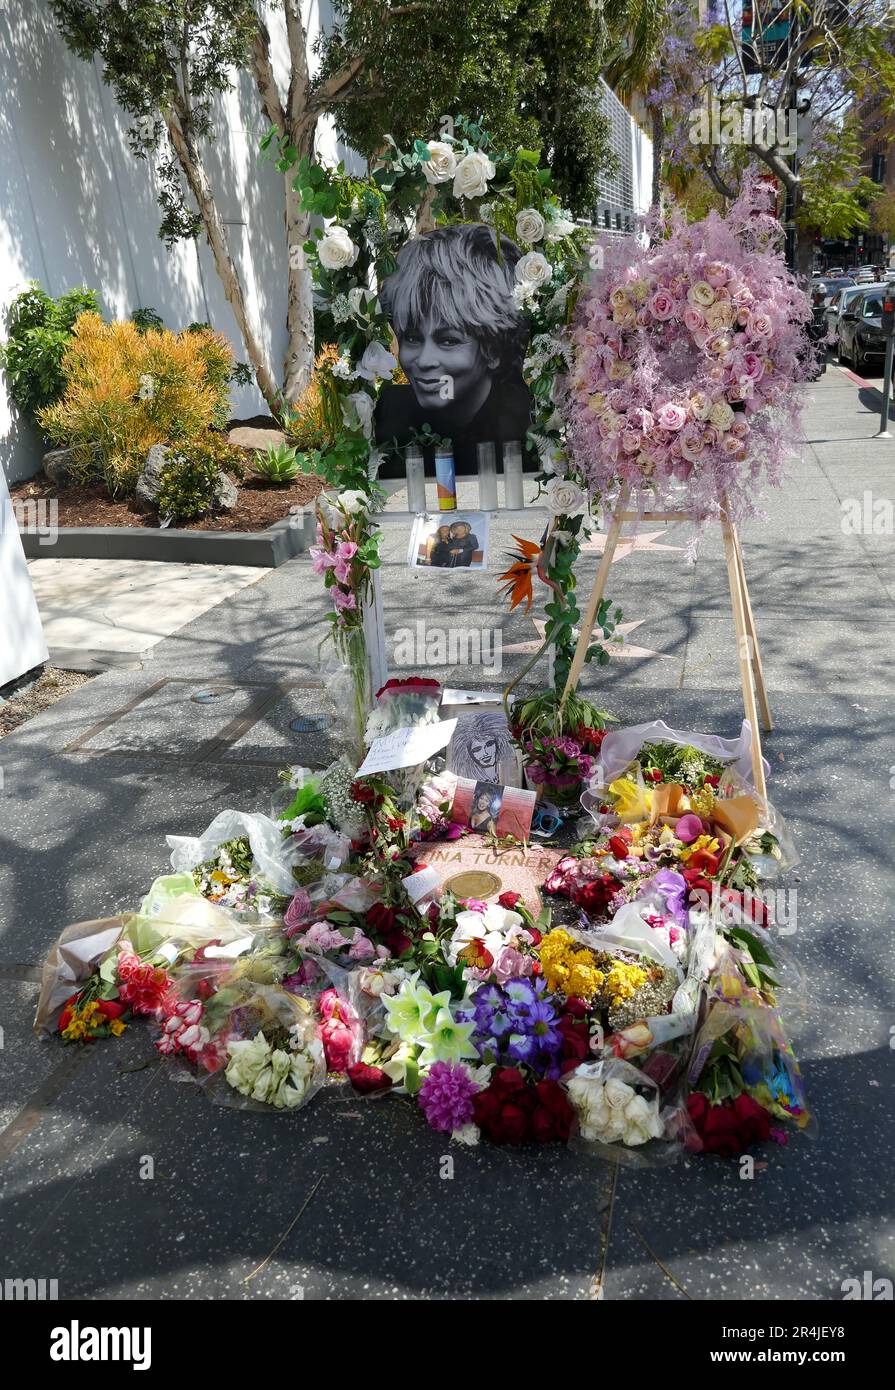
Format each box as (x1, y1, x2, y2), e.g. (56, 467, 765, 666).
(253, 442, 300, 485)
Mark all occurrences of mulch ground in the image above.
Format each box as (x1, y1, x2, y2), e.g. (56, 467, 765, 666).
(10, 471, 322, 533)
(0, 667, 95, 739)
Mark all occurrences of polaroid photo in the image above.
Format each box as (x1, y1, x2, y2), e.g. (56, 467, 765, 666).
(408, 511, 489, 571)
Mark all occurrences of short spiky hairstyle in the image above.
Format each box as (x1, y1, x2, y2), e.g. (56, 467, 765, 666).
(380, 224, 528, 379)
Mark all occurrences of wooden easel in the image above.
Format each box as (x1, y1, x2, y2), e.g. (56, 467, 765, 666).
(561, 489, 772, 801)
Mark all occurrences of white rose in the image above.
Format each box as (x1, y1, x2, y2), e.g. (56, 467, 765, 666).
(545, 476, 585, 516)
(687, 280, 716, 307)
(515, 207, 546, 244)
(355, 340, 398, 382)
(452, 150, 496, 200)
(341, 391, 375, 439)
(708, 399, 735, 431)
(515, 251, 553, 290)
(546, 216, 576, 242)
(604, 1077, 633, 1109)
(422, 140, 457, 185)
(318, 225, 358, 271)
(338, 488, 368, 516)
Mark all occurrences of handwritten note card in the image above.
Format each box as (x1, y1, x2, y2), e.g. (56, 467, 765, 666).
(357, 719, 457, 776)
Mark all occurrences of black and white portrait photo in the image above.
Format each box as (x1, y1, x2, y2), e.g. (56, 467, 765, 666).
(375, 224, 532, 474)
(446, 708, 521, 786)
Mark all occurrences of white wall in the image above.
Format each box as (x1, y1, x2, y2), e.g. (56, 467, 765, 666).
(0, 0, 358, 484)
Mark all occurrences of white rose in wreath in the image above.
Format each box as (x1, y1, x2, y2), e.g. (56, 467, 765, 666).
(452, 150, 496, 200)
(708, 399, 735, 432)
(515, 251, 553, 290)
(546, 216, 576, 242)
(422, 140, 457, 185)
(355, 340, 398, 383)
(318, 224, 358, 271)
(341, 390, 375, 439)
(687, 280, 716, 308)
(515, 207, 546, 244)
(546, 476, 585, 516)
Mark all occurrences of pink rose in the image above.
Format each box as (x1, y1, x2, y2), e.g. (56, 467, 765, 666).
(741, 352, 765, 381)
(648, 289, 676, 321)
(656, 402, 687, 432)
(683, 305, 705, 334)
(750, 312, 773, 339)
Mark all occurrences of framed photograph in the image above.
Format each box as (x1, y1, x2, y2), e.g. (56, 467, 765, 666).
(450, 777, 536, 841)
(373, 223, 532, 476)
(445, 706, 522, 786)
(408, 510, 490, 570)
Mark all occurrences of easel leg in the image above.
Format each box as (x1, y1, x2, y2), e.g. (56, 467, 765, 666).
(722, 514, 767, 801)
(561, 503, 627, 705)
(732, 527, 773, 733)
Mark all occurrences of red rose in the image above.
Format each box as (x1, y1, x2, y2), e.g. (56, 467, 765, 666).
(609, 835, 631, 859)
(366, 902, 397, 934)
(721, 888, 769, 925)
(57, 994, 79, 1033)
(557, 1014, 589, 1063)
(687, 1091, 709, 1126)
(349, 780, 376, 805)
(573, 874, 617, 916)
(648, 768, 663, 782)
(564, 995, 588, 1018)
(496, 1101, 531, 1144)
(704, 774, 720, 788)
(96, 999, 127, 1020)
(491, 1067, 527, 1098)
(533, 1080, 575, 1142)
(701, 1105, 743, 1157)
(347, 1062, 392, 1094)
(527, 927, 542, 947)
(732, 1093, 771, 1144)
(498, 891, 522, 909)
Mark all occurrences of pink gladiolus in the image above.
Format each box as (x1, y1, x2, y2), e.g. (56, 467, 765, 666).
(332, 587, 356, 613)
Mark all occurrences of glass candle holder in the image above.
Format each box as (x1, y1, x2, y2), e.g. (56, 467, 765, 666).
(477, 441, 498, 510)
(502, 440, 524, 509)
(405, 445, 426, 513)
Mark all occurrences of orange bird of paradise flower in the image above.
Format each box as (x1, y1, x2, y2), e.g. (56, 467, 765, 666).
(497, 536, 543, 612)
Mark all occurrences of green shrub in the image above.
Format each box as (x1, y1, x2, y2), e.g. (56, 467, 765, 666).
(155, 435, 243, 522)
(253, 442, 300, 484)
(130, 306, 165, 333)
(0, 282, 101, 419)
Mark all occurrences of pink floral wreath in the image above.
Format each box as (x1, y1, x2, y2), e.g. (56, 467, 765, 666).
(563, 180, 812, 523)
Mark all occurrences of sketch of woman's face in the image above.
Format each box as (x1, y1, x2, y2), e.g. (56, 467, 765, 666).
(469, 735, 500, 778)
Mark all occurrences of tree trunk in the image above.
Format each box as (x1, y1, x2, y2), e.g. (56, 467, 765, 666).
(165, 109, 281, 413)
(283, 160, 316, 403)
(650, 104, 664, 212)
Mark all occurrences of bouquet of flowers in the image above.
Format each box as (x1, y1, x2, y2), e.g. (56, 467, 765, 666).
(510, 690, 610, 809)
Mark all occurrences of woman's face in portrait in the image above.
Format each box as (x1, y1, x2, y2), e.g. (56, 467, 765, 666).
(436, 526, 451, 541)
(397, 312, 495, 418)
(469, 735, 499, 774)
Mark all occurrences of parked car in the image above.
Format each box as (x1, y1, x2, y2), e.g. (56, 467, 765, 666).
(827, 266, 845, 276)
(837, 287, 892, 371)
(810, 275, 855, 338)
(825, 282, 884, 340)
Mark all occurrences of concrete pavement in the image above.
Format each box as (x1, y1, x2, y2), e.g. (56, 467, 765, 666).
(0, 362, 892, 1299)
